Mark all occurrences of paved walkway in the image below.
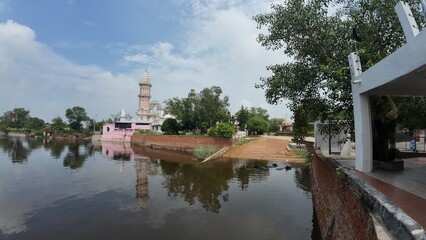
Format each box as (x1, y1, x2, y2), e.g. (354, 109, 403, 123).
(337, 157, 426, 229)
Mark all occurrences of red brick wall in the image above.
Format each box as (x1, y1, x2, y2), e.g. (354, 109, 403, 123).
(310, 150, 377, 240)
(131, 134, 234, 153)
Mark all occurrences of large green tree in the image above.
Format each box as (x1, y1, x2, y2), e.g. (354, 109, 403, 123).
(235, 106, 250, 130)
(51, 116, 67, 132)
(164, 86, 231, 133)
(24, 117, 45, 130)
(254, 0, 425, 161)
(65, 106, 89, 132)
(0, 108, 30, 129)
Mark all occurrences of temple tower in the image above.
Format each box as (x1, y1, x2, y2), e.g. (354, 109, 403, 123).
(138, 69, 152, 113)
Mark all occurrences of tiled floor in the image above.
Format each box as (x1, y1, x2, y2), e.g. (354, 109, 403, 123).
(338, 158, 426, 229)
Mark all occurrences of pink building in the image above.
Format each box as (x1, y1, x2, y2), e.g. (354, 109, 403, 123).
(102, 69, 169, 142)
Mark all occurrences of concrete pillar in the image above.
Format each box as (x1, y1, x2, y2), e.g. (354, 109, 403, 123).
(353, 93, 373, 172)
(348, 52, 373, 172)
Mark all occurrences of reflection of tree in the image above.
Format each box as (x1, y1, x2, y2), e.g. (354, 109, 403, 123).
(49, 142, 66, 159)
(234, 166, 251, 190)
(160, 161, 234, 213)
(63, 142, 91, 169)
(0, 138, 31, 163)
(294, 165, 311, 193)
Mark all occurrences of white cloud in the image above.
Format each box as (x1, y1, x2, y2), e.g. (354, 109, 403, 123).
(0, 0, 293, 122)
(119, 0, 292, 117)
(0, 20, 139, 121)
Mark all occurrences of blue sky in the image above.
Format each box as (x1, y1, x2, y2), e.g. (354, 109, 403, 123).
(0, 0, 291, 122)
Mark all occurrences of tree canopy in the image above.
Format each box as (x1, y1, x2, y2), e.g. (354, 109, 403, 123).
(164, 86, 231, 133)
(65, 106, 89, 132)
(0, 108, 30, 129)
(254, 0, 426, 160)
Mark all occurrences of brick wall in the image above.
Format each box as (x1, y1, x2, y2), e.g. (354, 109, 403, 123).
(310, 150, 378, 240)
(131, 134, 235, 153)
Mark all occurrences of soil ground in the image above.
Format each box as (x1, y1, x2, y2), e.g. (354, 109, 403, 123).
(222, 136, 310, 163)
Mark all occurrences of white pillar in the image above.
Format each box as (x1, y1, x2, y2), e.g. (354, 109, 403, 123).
(348, 52, 373, 172)
(353, 93, 373, 172)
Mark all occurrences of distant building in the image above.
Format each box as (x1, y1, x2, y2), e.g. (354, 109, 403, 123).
(279, 118, 293, 132)
(102, 69, 172, 142)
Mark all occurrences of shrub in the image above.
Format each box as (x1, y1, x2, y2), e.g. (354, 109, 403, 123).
(138, 130, 155, 135)
(208, 122, 236, 138)
(193, 145, 218, 160)
(161, 118, 180, 135)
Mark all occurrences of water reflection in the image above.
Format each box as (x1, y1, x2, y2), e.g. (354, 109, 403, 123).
(0, 137, 37, 163)
(0, 137, 319, 240)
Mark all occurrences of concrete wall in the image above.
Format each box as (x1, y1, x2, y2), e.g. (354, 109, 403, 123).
(131, 134, 235, 153)
(311, 150, 425, 239)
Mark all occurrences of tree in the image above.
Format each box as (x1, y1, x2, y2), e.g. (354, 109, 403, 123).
(268, 118, 284, 133)
(247, 116, 269, 135)
(51, 116, 67, 132)
(208, 122, 236, 138)
(235, 106, 250, 130)
(161, 118, 180, 135)
(249, 107, 269, 121)
(24, 117, 45, 130)
(164, 86, 231, 133)
(65, 106, 89, 132)
(0, 107, 30, 129)
(254, 0, 425, 161)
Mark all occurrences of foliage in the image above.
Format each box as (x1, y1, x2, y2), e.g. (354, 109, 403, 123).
(137, 130, 155, 135)
(193, 145, 218, 160)
(24, 117, 45, 130)
(51, 116, 67, 132)
(246, 115, 269, 135)
(249, 107, 269, 121)
(164, 86, 231, 133)
(65, 106, 89, 132)
(268, 118, 284, 133)
(254, 0, 426, 161)
(0, 107, 30, 129)
(295, 149, 312, 163)
(235, 106, 250, 130)
(161, 118, 180, 135)
(208, 122, 236, 138)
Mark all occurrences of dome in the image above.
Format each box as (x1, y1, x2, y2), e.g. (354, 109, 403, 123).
(282, 118, 292, 126)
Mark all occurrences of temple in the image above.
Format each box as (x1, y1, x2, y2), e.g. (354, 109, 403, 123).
(101, 69, 170, 142)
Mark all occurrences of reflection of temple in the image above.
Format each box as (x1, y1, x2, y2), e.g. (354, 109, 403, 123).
(100, 141, 158, 209)
(135, 160, 149, 209)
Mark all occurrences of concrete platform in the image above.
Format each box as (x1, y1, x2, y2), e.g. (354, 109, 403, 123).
(336, 157, 426, 229)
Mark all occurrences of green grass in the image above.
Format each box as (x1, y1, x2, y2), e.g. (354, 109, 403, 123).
(295, 149, 313, 163)
(193, 145, 218, 160)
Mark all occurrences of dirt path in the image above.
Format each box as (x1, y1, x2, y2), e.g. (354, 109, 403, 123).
(222, 136, 306, 162)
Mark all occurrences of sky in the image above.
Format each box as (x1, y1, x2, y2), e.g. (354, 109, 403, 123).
(0, 0, 292, 122)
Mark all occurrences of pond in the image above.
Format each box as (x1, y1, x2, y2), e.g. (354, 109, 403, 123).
(0, 137, 321, 240)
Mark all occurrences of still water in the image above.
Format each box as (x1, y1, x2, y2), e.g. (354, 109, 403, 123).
(0, 137, 320, 240)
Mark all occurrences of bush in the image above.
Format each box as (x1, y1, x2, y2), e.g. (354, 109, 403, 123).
(208, 122, 236, 138)
(161, 118, 180, 134)
(247, 116, 268, 135)
(193, 145, 218, 160)
(138, 130, 155, 135)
